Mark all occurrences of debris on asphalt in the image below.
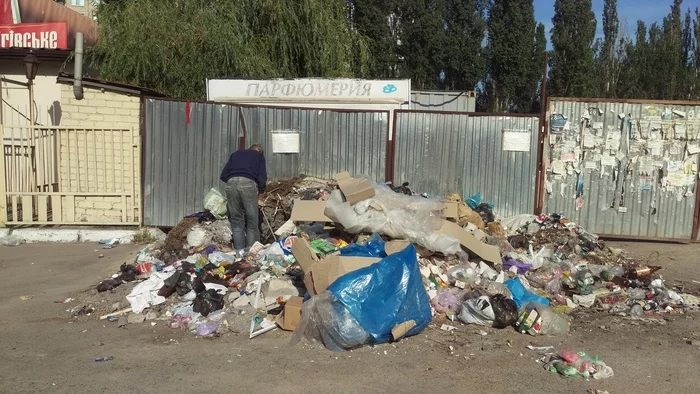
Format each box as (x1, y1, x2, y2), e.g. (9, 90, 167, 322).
(69, 173, 700, 361)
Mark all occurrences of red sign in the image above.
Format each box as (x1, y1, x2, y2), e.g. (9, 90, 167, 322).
(0, 22, 68, 49)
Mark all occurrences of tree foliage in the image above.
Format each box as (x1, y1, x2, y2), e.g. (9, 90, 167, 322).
(90, 0, 369, 99)
(549, 0, 597, 97)
(485, 0, 544, 112)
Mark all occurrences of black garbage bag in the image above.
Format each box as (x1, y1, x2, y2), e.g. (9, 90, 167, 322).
(118, 263, 139, 282)
(391, 182, 412, 195)
(508, 235, 529, 250)
(490, 294, 518, 329)
(96, 278, 121, 292)
(191, 276, 207, 294)
(474, 203, 495, 225)
(159, 270, 181, 297)
(193, 289, 224, 317)
(175, 272, 194, 296)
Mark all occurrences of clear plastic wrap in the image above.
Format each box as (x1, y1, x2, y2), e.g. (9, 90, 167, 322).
(290, 292, 370, 351)
(0, 234, 25, 246)
(292, 243, 431, 351)
(324, 186, 460, 254)
(500, 214, 538, 235)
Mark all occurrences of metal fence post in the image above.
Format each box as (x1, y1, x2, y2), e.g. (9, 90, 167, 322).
(0, 123, 6, 226)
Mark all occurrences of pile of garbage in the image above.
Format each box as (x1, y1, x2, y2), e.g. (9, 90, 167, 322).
(89, 172, 699, 353)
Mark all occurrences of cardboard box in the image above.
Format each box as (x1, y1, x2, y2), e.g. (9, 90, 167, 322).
(335, 172, 376, 205)
(384, 240, 411, 256)
(391, 320, 416, 340)
(278, 296, 304, 331)
(292, 238, 380, 295)
(435, 220, 501, 264)
(440, 201, 459, 220)
(290, 200, 332, 222)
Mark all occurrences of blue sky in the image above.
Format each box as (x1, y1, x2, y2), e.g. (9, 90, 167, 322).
(534, 0, 697, 44)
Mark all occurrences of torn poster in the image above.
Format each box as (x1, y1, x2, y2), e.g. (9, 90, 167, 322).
(583, 132, 597, 148)
(639, 176, 652, 191)
(561, 152, 576, 162)
(687, 143, 700, 155)
(683, 157, 698, 174)
(551, 159, 565, 175)
(271, 130, 301, 153)
(502, 130, 531, 152)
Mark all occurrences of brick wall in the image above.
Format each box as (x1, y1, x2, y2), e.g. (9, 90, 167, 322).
(58, 84, 141, 224)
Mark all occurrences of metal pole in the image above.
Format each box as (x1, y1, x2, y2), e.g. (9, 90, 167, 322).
(534, 52, 548, 215)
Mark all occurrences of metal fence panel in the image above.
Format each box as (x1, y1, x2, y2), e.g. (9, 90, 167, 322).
(145, 99, 388, 226)
(394, 111, 539, 217)
(410, 91, 476, 112)
(144, 99, 242, 226)
(543, 99, 700, 240)
(242, 107, 388, 181)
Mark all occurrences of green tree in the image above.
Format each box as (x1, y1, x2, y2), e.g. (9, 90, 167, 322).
(486, 0, 538, 112)
(351, 0, 400, 78)
(549, 0, 597, 97)
(596, 0, 624, 98)
(693, 8, 700, 99)
(90, 0, 369, 99)
(440, 0, 487, 91)
(395, 0, 446, 89)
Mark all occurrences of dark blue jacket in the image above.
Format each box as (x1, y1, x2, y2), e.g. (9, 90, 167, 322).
(220, 149, 267, 193)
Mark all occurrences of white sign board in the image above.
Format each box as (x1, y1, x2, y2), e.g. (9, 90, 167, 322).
(502, 130, 531, 152)
(207, 78, 411, 104)
(271, 130, 300, 153)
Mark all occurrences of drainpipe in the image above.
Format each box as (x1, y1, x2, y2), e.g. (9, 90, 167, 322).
(73, 32, 84, 100)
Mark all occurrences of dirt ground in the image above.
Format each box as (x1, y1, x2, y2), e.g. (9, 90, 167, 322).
(1, 241, 699, 394)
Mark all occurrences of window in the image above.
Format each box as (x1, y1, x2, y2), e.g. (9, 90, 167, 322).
(71, 0, 85, 6)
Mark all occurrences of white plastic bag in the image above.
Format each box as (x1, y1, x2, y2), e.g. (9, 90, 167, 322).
(0, 234, 25, 246)
(186, 227, 211, 248)
(458, 296, 495, 326)
(203, 188, 227, 219)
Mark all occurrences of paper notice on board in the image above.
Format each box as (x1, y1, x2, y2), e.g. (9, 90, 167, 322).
(584, 161, 597, 170)
(551, 159, 565, 174)
(271, 131, 301, 153)
(583, 132, 597, 148)
(667, 172, 689, 187)
(601, 155, 617, 167)
(502, 131, 531, 152)
(687, 143, 700, 155)
(668, 160, 682, 173)
(639, 176, 652, 191)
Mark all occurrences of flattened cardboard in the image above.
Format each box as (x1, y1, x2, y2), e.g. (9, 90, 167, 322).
(278, 296, 304, 331)
(391, 320, 416, 340)
(291, 238, 380, 295)
(436, 220, 501, 264)
(440, 201, 459, 220)
(385, 240, 411, 256)
(334, 171, 375, 205)
(290, 200, 332, 222)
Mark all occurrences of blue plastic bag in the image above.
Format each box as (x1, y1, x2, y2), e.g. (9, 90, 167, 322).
(328, 243, 431, 345)
(339, 233, 386, 258)
(466, 193, 481, 210)
(504, 277, 550, 309)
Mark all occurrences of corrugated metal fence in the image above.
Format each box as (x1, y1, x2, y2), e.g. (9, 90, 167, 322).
(241, 107, 388, 180)
(393, 111, 539, 217)
(144, 98, 389, 226)
(144, 99, 244, 226)
(543, 98, 700, 240)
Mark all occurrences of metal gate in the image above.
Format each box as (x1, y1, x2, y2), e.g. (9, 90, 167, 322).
(542, 98, 700, 240)
(1, 124, 140, 225)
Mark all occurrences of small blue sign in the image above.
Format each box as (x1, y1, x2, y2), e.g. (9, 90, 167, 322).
(382, 84, 397, 94)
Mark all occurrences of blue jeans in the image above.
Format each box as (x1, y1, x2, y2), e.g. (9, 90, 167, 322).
(225, 177, 260, 250)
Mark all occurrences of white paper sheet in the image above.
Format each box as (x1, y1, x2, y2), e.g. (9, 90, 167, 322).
(503, 131, 531, 152)
(271, 131, 300, 153)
